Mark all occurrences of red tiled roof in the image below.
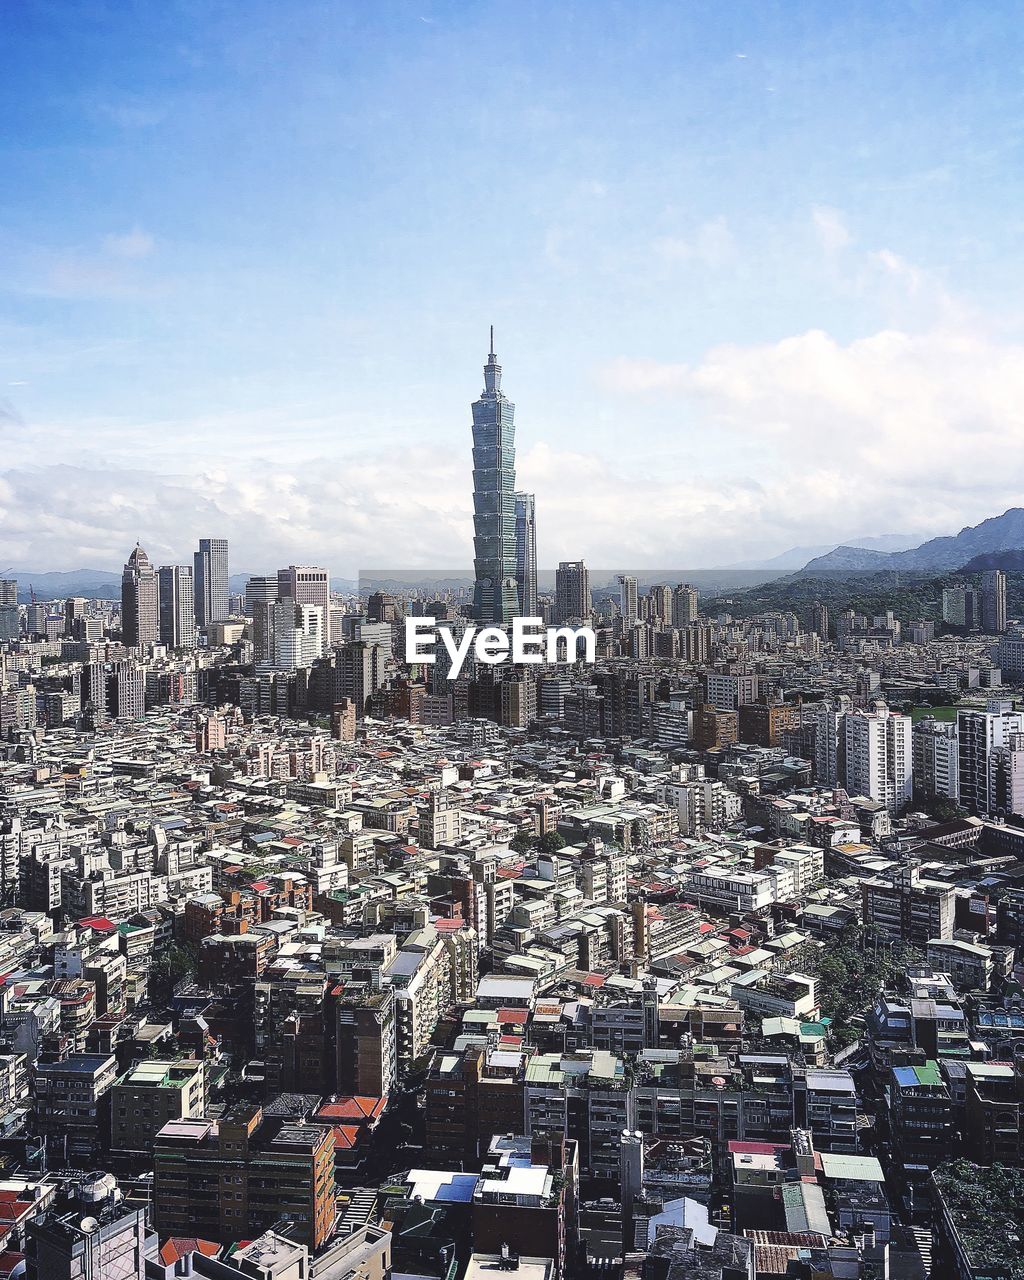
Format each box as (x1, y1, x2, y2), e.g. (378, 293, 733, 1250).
(79, 916, 116, 932)
(583, 974, 606, 988)
(316, 1095, 386, 1122)
(331, 1124, 364, 1150)
(160, 1238, 220, 1265)
(496, 1008, 529, 1025)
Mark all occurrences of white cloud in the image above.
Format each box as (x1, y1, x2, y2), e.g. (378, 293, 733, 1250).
(811, 204, 851, 255)
(653, 217, 736, 269)
(103, 228, 156, 259)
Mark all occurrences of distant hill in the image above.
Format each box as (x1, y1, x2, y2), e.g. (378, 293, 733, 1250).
(802, 508, 1024, 573)
(723, 533, 913, 571)
(6, 570, 121, 602)
(7, 569, 358, 604)
(960, 549, 1024, 573)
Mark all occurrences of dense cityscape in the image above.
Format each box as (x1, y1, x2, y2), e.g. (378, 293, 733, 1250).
(0, 339, 1023, 1280)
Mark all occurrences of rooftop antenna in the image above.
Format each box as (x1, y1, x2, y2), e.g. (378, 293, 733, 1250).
(489, 325, 495, 359)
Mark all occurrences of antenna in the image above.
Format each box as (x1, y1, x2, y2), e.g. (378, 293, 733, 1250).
(489, 325, 495, 359)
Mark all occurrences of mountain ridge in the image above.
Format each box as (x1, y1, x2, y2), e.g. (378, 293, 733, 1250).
(802, 508, 1024, 573)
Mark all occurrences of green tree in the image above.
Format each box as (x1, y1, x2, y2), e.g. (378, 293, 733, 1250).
(537, 832, 566, 854)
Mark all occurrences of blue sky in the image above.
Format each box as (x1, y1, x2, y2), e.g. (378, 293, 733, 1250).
(3, 1, 1024, 573)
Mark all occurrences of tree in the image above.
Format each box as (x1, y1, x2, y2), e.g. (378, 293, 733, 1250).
(510, 831, 533, 854)
(148, 942, 198, 1004)
(537, 832, 566, 854)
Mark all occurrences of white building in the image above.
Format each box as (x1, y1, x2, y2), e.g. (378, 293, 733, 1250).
(843, 701, 912, 814)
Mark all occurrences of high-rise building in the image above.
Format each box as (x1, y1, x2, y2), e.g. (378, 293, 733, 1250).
(671, 583, 699, 627)
(810, 601, 830, 639)
(942, 584, 979, 630)
(245, 574, 279, 661)
(0, 603, 19, 642)
(193, 537, 229, 629)
(618, 575, 638, 628)
(554, 560, 591, 624)
(912, 715, 960, 804)
(278, 565, 330, 654)
(472, 331, 520, 625)
(513, 491, 538, 616)
(649, 584, 672, 626)
(981, 569, 1008, 634)
(843, 700, 912, 813)
(958, 699, 1024, 815)
(0, 580, 16, 605)
(120, 544, 159, 648)
(63, 596, 87, 636)
(157, 565, 197, 649)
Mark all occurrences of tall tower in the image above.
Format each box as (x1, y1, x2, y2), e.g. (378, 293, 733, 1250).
(472, 330, 520, 625)
(513, 492, 537, 617)
(157, 565, 197, 649)
(121, 544, 160, 648)
(193, 538, 229, 628)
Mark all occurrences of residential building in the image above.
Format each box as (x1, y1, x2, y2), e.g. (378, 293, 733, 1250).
(153, 1104, 336, 1248)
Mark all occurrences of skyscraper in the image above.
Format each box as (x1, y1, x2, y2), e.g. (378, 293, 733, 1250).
(277, 566, 330, 654)
(513, 491, 537, 617)
(121, 544, 159, 648)
(981, 569, 1008, 634)
(193, 538, 229, 629)
(618, 575, 638, 628)
(157, 565, 197, 649)
(671, 583, 699, 627)
(554, 560, 591, 624)
(472, 331, 520, 625)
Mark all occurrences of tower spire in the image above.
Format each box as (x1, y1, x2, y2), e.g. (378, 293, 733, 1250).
(483, 326, 501, 396)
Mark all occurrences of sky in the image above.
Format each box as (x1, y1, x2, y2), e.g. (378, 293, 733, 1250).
(4, 0, 1024, 575)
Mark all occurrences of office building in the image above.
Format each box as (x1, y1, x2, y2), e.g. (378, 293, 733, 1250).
(514, 491, 538, 616)
(278, 565, 331, 653)
(157, 564, 197, 649)
(554, 560, 591, 624)
(193, 536, 229, 628)
(120, 544, 159, 648)
(472, 331, 520, 625)
(0, 579, 15, 605)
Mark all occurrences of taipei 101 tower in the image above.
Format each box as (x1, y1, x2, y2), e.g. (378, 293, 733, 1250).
(471, 329, 521, 625)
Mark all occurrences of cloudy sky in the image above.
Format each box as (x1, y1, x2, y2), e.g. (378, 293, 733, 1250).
(4, 1, 1024, 575)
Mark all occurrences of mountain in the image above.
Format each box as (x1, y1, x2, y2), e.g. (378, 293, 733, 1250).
(6, 570, 122, 602)
(960, 550, 1024, 573)
(724, 533, 913, 571)
(802, 508, 1024, 573)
